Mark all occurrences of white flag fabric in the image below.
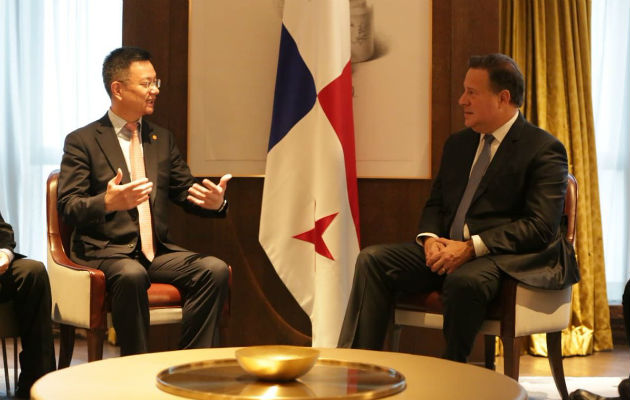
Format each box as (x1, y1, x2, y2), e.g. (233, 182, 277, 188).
(259, 0, 360, 347)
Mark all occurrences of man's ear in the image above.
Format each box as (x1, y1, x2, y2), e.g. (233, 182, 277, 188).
(499, 89, 511, 105)
(111, 81, 123, 100)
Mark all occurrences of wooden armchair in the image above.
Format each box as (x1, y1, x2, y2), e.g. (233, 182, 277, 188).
(391, 174, 578, 400)
(46, 170, 231, 368)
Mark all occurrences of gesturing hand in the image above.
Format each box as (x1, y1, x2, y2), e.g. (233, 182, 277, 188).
(104, 168, 153, 212)
(187, 174, 232, 210)
(0, 252, 9, 276)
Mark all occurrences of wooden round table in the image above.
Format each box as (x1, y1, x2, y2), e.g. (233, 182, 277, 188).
(31, 347, 526, 399)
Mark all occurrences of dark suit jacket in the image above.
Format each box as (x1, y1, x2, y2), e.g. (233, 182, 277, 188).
(57, 113, 226, 265)
(0, 212, 24, 260)
(0, 212, 25, 295)
(419, 114, 579, 290)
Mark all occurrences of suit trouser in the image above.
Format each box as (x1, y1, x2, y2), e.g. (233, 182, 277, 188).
(623, 280, 630, 352)
(337, 242, 502, 362)
(98, 250, 229, 356)
(0, 258, 56, 391)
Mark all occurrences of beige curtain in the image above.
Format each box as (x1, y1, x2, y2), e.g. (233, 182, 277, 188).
(500, 0, 612, 355)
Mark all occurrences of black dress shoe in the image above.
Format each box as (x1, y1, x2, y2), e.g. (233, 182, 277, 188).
(569, 388, 619, 400)
(619, 378, 630, 400)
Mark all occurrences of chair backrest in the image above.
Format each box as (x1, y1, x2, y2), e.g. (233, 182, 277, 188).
(564, 173, 578, 247)
(46, 170, 74, 264)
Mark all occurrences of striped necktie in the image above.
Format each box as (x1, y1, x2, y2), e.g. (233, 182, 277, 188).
(449, 134, 495, 241)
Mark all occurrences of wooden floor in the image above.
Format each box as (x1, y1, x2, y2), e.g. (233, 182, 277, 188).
(1, 335, 627, 376)
(500, 344, 629, 377)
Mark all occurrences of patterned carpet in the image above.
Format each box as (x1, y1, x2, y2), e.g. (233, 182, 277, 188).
(521, 376, 623, 400)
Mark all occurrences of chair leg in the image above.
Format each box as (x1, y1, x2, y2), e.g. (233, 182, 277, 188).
(547, 331, 569, 400)
(86, 328, 105, 362)
(502, 336, 521, 380)
(13, 337, 17, 392)
(484, 335, 496, 370)
(58, 324, 76, 369)
(390, 324, 402, 352)
(2, 338, 10, 396)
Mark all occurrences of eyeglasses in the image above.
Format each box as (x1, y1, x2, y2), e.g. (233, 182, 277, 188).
(121, 79, 161, 90)
(139, 79, 161, 90)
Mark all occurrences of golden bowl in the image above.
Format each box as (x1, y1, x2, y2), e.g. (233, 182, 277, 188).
(235, 345, 320, 381)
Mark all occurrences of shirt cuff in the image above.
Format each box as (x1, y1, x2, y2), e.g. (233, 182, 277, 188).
(0, 248, 14, 264)
(471, 235, 489, 257)
(416, 233, 438, 247)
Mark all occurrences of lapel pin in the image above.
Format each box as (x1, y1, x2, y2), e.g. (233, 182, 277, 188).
(152, 134, 157, 140)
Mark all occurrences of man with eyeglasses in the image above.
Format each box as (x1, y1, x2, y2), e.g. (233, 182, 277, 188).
(57, 47, 232, 356)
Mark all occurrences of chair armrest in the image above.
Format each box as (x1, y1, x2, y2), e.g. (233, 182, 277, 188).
(47, 233, 107, 330)
(513, 283, 572, 337)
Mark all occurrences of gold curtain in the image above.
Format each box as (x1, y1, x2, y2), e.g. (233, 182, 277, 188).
(499, 0, 612, 355)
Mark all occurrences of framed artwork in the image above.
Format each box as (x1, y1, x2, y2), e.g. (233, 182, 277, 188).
(188, 0, 431, 178)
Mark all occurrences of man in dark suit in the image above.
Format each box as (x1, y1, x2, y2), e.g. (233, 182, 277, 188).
(57, 47, 231, 356)
(0, 212, 55, 398)
(338, 53, 579, 362)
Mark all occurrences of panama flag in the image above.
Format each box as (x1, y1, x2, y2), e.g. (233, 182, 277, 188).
(259, 0, 360, 347)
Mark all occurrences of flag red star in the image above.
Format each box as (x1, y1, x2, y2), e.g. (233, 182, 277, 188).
(293, 213, 338, 260)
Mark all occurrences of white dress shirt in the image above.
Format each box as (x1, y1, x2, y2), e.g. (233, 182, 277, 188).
(108, 108, 144, 173)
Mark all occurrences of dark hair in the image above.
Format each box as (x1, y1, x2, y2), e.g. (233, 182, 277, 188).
(102, 47, 152, 97)
(468, 53, 524, 107)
